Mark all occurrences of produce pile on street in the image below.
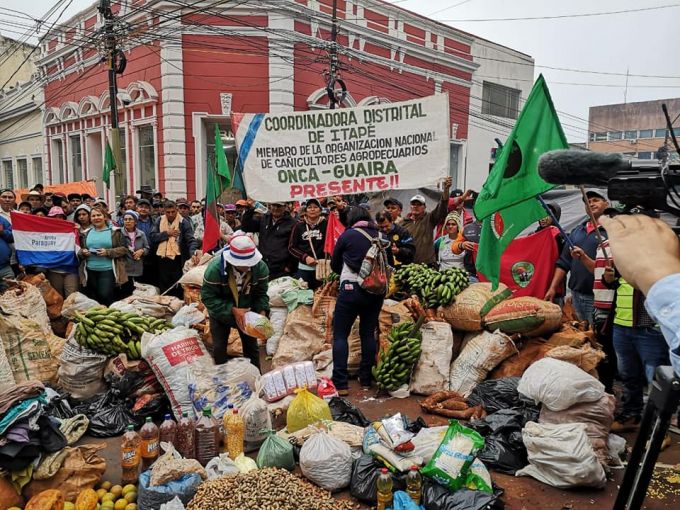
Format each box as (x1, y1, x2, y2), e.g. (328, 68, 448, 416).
(0, 267, 639, 510)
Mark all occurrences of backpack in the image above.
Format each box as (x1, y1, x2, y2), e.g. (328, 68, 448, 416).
(355, 228, 392, 295)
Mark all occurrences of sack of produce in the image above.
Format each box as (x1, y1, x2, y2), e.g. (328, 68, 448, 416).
(188, 359, 257, 420)
(448, 330, 516, 397)
(378, 300, 412, 350)
(421, 420, 485, 491)
(1, 316, 63, 385)
(0, 281, 51, 333)
(142, 327, 213, 419)
(539, 393, 615, 465)
(374, 320, 423, 392)
(546, 322, 595, 348)
(21, 272, 64, 319)
(171, 303, 206, 328)
(58, 335, 109, 400)
(266, 306, 288, 356)
(286, 388, 332, 433)
(488, 338, 551, 379)
(410, 321, 454, 395)
(256, 430, 295, 470)
(484, 296, 562, 337)
(272, 305, 327, 367)
(517, 421, 606, 488)
(61, 291, 100, 319)
(545, 344, 605, 376)
(133, 281, 161, 297)
(240, 383, 272, 451)
(138, 470, 203, 509)
(299, 431, 352, 491)
(268, 276, 307, 307)
(442, 282, 511, 331)
(241, 310, 274, 340)
(0, 336, 15, 392)
(518, 358, 605, 411)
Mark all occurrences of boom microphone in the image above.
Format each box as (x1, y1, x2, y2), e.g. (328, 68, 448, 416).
(538, 150, 632, 186)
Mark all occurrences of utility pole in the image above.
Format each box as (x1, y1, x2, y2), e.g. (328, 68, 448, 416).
(326, 0, 346, 109)
(99, 0, 124, 200)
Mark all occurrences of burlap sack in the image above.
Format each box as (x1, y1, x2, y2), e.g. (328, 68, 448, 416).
(484, 296, 562, 337)
(1, 316, 63, 384)
(546, 323, 595, 348)
(546, 344, 606, 376)
(410, 321, 454, 395)
(272, 305, 326, 368)
(442, 283, 511, 332)
(378, 300, 412, 352)
(489, 337, 552, 379)
(0, 335, 15, 392)
(183, 285, 202, 305)
(24, 444, 106, 502)
(22, 273, 64, 319)
(0, 281, 51, 333)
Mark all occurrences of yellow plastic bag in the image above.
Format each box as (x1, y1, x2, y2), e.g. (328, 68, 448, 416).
(286, 388, 332, 433)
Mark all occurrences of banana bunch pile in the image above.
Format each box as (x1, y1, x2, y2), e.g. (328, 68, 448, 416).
(395, 264, 469, 308)
(73, 307, 173, 359)
(373, 320, 423, 391)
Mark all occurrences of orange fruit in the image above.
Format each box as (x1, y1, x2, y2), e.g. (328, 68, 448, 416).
(100, 481, 113, 491)
(124, 492, 137, 504)
(96, 489, 108, 501)
(110, 485, 123, 498)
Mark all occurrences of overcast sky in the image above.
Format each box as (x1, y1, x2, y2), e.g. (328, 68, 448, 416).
(2, 0, 679, 142)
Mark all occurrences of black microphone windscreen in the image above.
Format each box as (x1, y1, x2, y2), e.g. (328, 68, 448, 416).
(539, 150, 627, 186)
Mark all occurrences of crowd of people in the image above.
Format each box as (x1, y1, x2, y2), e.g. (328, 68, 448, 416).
(1, 180, 676, 430)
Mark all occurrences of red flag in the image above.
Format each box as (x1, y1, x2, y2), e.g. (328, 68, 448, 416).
(476, 226, 560, 298)
(324, 211, 345, 255)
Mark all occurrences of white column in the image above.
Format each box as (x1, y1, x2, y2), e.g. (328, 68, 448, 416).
(268, 14, 295, 112)
(159, 21, 187, 198)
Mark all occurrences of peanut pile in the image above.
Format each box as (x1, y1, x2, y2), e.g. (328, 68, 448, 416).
(186, 468, 357, 510)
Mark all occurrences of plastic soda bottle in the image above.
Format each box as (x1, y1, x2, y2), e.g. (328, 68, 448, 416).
(224, 408, 244, 460)
(159, 413, 177, 447)
(195, 406, 218, 466)
(139, 417, 159, 471)
(121, 424, 141, 485)
(176, 411, 195, 459)
(406, 465, 422, 504)
(376, 468, 393, 510)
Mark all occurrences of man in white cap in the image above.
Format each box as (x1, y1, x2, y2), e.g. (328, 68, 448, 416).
(402, 176, 452, 265)
(201, 235, 270, 368)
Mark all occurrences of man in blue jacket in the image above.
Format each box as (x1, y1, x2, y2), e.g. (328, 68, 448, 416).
(0, 215, 14, 290)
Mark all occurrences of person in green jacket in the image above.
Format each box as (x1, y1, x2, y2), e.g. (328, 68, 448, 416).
(201, 235, 269, 369)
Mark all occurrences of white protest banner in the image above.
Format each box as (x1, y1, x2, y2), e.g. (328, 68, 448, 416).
(232, 94, 450, 202)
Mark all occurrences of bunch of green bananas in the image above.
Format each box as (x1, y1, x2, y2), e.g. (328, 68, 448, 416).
(324, 272, 339, 283)
(373, 319, 423, 391)
(394, 264, 469, 308)
(73, 306, 173, 359)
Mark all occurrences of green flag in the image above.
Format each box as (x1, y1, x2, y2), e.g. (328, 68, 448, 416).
(473, 74, 568, 221)
(474, 75, 569, 289)
(103, 141, 115, 188)
(215, 125, 231, 186)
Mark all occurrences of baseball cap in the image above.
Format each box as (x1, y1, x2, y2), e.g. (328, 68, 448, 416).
(305, 198, 322, 208)
(585, 189, 608, 201)
(451, 188, 464, 198)
(224, 204, 237, 212)
(410, 194, 426, 205)
(48, 206, 66, 217)
(383, 197, 403, 209)
(235, 199, 248, 207)
(137, 198, 151, 206)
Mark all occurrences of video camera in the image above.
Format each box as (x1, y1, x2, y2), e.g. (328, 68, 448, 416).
(539, 104, 680, 219)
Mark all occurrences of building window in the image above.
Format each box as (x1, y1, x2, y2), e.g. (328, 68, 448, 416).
(594, 132, 607, 141)
(52, 139, 65, 183)
(138, 125, 155, 189)
(655, 128, 667, 138)
(481, 81, 520, 119)
(32, 157, 42, 186)
(2, 160, 13, 189)
(639, 129, 653, 139)
(70, 135, 82, 181)
(624, 130, 637, 140)
(608, 131, 622, 140)
(206, 123, 235, 175)
(17, 159, 28, 188)
(637, 152, 654, 159)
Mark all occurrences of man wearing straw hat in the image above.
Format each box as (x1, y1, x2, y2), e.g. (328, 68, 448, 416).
(201, 235, 270, 368)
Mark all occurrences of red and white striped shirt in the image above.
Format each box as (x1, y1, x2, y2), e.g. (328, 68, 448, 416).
(593, 239, 615, 310)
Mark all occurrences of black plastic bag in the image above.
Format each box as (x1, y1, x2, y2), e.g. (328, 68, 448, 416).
(466, 378, 523, 414)
(423, 479, 504, 510)
(329, 397, 370, 427)
(469, 409, 531, 475)
(350, 454, 407, 504)
(405, 416, 428, 434)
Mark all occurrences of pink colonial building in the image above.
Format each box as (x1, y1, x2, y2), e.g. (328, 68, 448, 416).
(38, 0, 532, 201)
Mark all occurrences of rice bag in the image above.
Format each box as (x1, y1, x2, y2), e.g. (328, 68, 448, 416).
(421, 420, 485, 491)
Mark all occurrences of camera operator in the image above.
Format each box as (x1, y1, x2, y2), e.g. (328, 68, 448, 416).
(598, 214, 680, 376)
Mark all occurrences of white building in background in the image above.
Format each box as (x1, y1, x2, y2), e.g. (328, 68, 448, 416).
(462, 37, 534, 191)
(0, 35, 45, 190)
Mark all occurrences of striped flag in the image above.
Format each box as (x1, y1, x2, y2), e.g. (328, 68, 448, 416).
(11, 212, 79, 270)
